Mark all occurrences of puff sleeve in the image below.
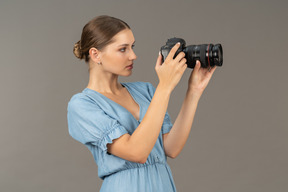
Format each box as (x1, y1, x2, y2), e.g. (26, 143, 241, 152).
(146, 82, 173, 134)
(67, 94, 128, 151)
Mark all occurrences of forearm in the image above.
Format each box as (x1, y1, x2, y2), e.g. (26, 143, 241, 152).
(128, 84, 171, 161)
(164, 91, 201, 158)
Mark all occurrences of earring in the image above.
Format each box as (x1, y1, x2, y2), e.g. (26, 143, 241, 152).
(97, 62, 102, 65)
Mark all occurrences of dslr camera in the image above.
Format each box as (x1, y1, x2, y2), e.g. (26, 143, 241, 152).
(160, 37, 223, 68)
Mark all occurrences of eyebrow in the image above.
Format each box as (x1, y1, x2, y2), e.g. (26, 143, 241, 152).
(117, 41, 136, 47)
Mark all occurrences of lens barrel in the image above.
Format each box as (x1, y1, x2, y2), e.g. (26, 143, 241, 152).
(160, 37, 223, 69)
(185, 43, 223, 68)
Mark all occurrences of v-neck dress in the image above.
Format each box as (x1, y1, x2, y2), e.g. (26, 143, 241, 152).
(67, 81, 176, 191)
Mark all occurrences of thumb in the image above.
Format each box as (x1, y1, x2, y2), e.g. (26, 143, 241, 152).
(194, 60, 201, 71)
(155, 52, 162, 69)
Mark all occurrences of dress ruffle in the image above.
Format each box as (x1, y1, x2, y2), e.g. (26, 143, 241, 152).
(99, 124, 128, 151)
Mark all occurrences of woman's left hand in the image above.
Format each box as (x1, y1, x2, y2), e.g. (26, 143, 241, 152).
(188, 60, 216, 97)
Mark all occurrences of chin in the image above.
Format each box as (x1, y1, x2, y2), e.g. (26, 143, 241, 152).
(121, 71, 133, 77)
(122, 73, 132, 77)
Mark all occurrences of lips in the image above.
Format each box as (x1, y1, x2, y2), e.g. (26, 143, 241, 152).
(126, 64, 133, 68)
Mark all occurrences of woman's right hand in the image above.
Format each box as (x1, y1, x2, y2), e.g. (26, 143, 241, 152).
(155, 43, 187, 93)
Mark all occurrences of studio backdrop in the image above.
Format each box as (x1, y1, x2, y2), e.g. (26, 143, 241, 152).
(0, 0, 287, 191)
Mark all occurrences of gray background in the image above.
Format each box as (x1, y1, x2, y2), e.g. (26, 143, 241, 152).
(1, 0, 287, 191)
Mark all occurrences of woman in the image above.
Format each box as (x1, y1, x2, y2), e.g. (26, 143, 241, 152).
(67, 15, 216, 191)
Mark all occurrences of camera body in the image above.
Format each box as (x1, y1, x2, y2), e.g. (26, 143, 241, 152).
(160, 37, 223, 68)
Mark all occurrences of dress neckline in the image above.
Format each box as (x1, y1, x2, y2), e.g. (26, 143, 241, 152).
(83, 82, 142, 123)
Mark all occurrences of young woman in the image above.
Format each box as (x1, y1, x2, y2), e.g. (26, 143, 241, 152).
(67, 15, 216, 192)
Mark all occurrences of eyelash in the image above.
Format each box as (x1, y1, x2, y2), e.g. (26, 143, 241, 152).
(120, 45, 135, 52)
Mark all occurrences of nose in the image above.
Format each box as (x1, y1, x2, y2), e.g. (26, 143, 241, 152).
(129, 50, 137, 60)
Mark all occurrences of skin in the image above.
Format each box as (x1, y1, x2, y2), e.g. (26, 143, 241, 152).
(86, 28, 216, 163)
(87, 28, 137, 94)
(162, 60, 216, 158)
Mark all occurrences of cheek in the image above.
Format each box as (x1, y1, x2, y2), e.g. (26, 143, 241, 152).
(102, 54, 127, 72)
(105, 53, 126, 65)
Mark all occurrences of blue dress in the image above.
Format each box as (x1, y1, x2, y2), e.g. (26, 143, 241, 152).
(67, 81, 177, 191)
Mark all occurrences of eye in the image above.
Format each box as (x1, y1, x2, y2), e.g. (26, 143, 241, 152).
(119, 44, 135, 52)
(120, 47, 126, 52)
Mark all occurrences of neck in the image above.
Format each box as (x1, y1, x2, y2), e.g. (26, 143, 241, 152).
(86, 67, 124, 95)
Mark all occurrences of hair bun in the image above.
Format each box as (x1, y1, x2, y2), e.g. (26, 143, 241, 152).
(73, 40, 82, 59)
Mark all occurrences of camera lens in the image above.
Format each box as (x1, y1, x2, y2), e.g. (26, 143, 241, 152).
(212, 44, 223, 67)
(185, 44, 223, 68)
(160, 38, 223, 69)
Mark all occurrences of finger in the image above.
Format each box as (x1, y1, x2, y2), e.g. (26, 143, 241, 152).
(179, 57, 187, 66)
(155, 51, 162, 69)
(180, 63, 188, 73)
(155, 51, 162, 70)
(209, 65, 217, 74)
(166, 42, 181, 60)
(174, 52, 186, 62)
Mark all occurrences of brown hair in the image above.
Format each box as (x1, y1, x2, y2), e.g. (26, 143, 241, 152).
(73, 15, 130, 62)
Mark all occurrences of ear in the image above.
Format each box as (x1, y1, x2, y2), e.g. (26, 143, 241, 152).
(89, 47, 101, 64)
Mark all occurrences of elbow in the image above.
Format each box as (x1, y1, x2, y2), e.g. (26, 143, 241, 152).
(129, 150, 148, 164)
(135, 153, 149, 164)
(137, 157, 148, 164)
(167, 154, 177, 159)
(166, 151, 179, 159)
(132, 156, 148, 164)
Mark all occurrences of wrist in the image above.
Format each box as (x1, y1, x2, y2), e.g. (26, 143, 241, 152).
(157, 83, 173, 95)
(186, 88, 202, 100)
